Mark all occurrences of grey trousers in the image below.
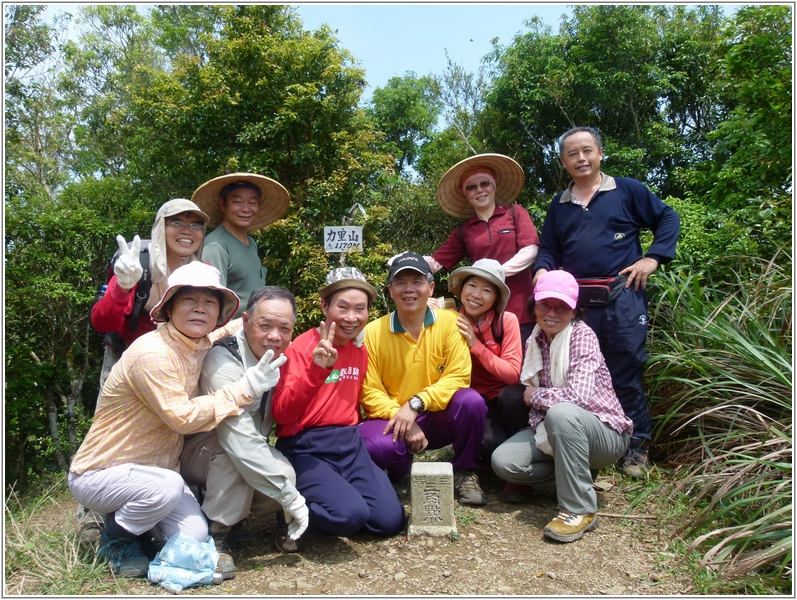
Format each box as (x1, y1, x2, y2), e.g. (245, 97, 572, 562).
(491, 402, 629, 514)
(68, 465, 207, 542)
(180, 410, 297, 527)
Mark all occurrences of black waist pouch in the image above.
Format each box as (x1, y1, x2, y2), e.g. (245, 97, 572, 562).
(576, 275, 628, 306)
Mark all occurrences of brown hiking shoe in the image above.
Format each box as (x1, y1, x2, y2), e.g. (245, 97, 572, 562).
(454, 470, 486, 505)
(543, 512, 598, 543)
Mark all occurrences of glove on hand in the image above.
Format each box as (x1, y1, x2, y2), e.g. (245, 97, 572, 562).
(238, 349, 288, 399)
(114, 235, 143, 290)
(283, 494, 309, 541)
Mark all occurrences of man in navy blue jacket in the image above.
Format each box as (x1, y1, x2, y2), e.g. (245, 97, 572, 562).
(534, 126, 680, 478)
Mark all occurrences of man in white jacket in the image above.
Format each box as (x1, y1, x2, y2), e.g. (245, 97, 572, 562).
(180, 286, 308, 553)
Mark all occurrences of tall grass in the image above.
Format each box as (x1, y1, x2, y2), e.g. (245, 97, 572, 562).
(645, 250, 792, 593)
(4, 474, 126, 595)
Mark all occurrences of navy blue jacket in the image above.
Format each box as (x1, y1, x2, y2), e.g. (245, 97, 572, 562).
(534, 174, 680, 279)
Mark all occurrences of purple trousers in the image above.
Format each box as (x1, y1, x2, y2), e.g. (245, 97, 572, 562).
(360, 388, 487, 480)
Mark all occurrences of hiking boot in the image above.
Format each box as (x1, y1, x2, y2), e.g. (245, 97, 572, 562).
(543, 512, 598, 543)
(223, 520, 252, 549)
(76, 505, 104, 546)
(274, 512, 299, 553)
(621, 447, 649, 479)
(454, 470, 487, 506)
(96, 529, 150, 577)
(216, 552, 236, 580)
(390, 473, 410, 498)
(503, 482, 534, 503)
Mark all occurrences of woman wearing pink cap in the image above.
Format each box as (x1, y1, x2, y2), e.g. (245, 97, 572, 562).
(491, 270, 633, 544)
(425, 154, 540, 349)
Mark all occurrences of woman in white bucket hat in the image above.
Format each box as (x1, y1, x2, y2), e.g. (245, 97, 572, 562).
(68, 262, 287, 579)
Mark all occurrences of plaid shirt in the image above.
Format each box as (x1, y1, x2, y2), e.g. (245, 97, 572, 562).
(70, 321, 250, 475)
(527, 320, 633, 435)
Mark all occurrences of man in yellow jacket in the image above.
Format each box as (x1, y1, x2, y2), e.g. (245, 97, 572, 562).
(359, 252, 488, 505)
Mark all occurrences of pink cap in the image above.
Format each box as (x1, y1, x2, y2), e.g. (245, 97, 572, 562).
(534, 270, 579, 310)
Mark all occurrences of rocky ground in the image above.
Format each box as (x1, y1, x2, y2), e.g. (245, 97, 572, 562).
(70, 467, 692, 596)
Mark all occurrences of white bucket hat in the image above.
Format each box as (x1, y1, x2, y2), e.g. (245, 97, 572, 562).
(191, 172, 290, 231)
(150, 261, 240, 326)
(447, 258, 511, 315)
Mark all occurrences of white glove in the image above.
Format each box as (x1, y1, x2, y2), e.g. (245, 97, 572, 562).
(283, 494, 309, 541)
(237, 349, 288, 399)
(114, 234, 143, 290)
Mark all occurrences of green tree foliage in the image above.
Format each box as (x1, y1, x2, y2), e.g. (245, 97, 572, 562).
(480, 6, 728, 203)
(683, 5, 792, 265)
(366, 72, 441, 175)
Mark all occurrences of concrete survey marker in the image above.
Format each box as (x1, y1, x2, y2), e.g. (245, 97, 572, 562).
(407, 462, 457, 538)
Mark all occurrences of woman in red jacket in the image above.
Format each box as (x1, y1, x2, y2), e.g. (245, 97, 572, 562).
(425, 154, 540, 349)
(447, 259, 526, 465)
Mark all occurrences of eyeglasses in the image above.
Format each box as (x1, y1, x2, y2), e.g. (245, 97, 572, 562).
(535, 300, 573, 315)
(464, 180, 494, 193)
(167, 220, 204, 232)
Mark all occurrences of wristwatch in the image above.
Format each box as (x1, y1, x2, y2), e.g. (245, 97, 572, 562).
(409, 395, 425, 413)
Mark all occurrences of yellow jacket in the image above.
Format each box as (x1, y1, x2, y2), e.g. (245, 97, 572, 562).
(360, 308, 471, 420)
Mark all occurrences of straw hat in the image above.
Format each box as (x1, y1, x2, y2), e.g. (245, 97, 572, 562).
(191, 172, 290, 231)
(318, 266, 377, 303)
(448, 258, 511, 314)
(436, 154, 525, 219)
(150, 261, 240, 326)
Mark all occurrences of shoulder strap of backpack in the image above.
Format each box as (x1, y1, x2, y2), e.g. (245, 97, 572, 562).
(509, 204, 519, 253)
(211, 335, 242, 363)
(128, 243, 151, 333)
(458, 223, 465, 250)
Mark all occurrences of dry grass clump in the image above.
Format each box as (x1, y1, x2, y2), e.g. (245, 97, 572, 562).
(646, 250, 792, 593)
(4, 475, 123, 595)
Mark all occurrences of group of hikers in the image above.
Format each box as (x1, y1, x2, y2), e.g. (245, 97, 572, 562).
(70, 126, 680, 578)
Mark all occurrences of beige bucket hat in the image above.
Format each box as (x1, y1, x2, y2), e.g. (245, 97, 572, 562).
(191, 172, 290, 231)
(436, 154, 525, 219)
(447, 258, 511, 314)
(318, 266, 377, 303)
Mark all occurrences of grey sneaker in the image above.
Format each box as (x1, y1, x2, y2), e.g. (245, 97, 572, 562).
(454, 470, 487, 506)
(96, 530, 150, 577)
(621, 447, 649, 479)
(216, 552, 236, 580)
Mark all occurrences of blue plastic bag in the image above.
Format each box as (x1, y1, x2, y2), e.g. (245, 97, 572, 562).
(147, 532, 220, 593)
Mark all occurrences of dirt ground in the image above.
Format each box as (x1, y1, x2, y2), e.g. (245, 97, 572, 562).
(58, 467, 692, 596)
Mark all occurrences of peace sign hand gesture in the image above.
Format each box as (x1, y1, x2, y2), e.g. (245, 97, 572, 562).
(312, 322, 338, 369)
(113, 234, 143, 290)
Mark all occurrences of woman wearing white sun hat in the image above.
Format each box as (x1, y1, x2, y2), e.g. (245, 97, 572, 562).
(447, 258, 526, 464)
(425, 154, 541, 350)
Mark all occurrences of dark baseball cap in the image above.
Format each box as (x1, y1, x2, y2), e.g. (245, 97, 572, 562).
(387, 252, 433, 284)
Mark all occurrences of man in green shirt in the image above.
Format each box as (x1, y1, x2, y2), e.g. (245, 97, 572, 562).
(193, 173, 289, 317)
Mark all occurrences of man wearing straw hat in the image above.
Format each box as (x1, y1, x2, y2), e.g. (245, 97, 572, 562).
(193, 173, 290, 317)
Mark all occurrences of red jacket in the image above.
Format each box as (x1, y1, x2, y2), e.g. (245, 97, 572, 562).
(432, 204, 540, 324)
(90, 275, 156, 347)
(272, 328, 366, 438)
